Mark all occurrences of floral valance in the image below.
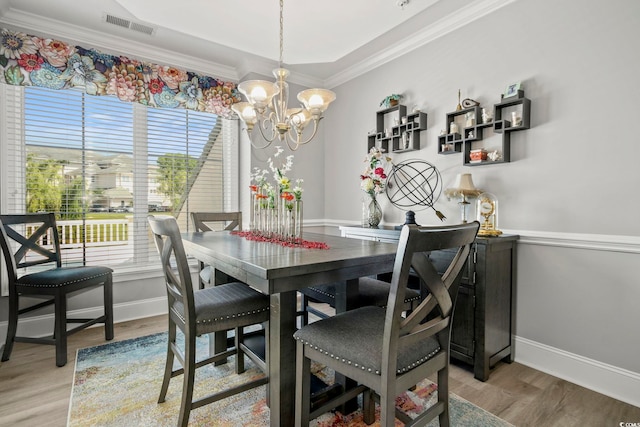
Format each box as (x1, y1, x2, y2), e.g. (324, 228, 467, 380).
(0, 28, 241, 117)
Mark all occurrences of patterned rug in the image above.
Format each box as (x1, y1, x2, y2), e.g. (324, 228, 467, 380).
(68, 332, 513, 427)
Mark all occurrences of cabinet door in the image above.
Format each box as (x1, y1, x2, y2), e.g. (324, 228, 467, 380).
(451, 284, 475, 362)
(429, 247, 475, 363)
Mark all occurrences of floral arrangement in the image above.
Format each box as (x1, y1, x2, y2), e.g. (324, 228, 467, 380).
(249, 146, 305, 240)
(360, 147, 392, 197)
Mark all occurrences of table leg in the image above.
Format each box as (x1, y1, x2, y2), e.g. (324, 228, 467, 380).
(269, 290, 297, 427)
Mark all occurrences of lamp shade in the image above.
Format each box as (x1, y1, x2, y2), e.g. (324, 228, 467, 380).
(231, 102, 258, 126)
(237, 80, 280, 112)
(452, 173, 478, 194)
(297, 88, 336, 116)
(444, 173, 482, 199)
(286, 108, 311, 132)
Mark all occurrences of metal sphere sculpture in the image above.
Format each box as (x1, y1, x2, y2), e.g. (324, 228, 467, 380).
(385, 159, 446, 226)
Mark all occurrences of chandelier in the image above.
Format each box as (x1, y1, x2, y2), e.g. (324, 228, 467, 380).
(232, 0, 336, 151)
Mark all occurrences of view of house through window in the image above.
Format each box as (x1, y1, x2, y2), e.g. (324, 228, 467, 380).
(2, 85, 235, 274)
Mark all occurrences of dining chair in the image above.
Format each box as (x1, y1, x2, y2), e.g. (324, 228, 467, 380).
(0, 213, 113, 367)
(294, 222, 479, 427)
(299, 277, 421, 325)
(190, 211, 242, 288)
(147, 215, 269, 427)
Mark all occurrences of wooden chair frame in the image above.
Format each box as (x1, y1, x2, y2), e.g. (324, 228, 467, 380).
(190, 211, 242, 288)
(295, 222, 479, 427)
(148, 214, 268, 427)
(0, 213, 113, 367)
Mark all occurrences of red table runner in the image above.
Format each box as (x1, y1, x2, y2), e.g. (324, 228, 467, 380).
(231, 231, 329, 249)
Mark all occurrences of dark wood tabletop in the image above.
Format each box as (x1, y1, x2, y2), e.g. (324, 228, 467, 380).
(181, 231, 397, 427)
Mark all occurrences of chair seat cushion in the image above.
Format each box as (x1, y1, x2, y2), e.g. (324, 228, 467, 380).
(16, 266, 112, 288)
(304, 278, 421, 308)
(294, 306, 440, 375)
(173, 282, 270, 335)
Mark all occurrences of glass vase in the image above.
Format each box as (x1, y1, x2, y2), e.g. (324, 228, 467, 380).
(366, 194, 382, 228)
(294, 199, 303, 239)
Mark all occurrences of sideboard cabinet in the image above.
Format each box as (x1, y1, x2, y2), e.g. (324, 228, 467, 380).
(338, 225, 518, 381)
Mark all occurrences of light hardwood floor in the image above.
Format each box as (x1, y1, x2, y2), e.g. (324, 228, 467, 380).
(1, 310, 638, 426)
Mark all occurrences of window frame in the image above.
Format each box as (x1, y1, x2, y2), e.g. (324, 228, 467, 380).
(0, 84, 240, 294)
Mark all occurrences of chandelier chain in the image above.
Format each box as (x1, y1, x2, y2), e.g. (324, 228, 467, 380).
(279, 0, 284, 67)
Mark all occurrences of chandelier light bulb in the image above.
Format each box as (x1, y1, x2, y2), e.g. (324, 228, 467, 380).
(241, 105, 257, 121)
(251, 86, 267, 103)
(308, 94, 324, 108)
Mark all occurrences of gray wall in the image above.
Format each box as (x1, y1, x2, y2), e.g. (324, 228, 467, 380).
(322, 0, 640, 393)
(325, 0, 640, 235)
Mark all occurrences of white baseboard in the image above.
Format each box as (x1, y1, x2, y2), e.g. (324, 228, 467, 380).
(515, 336, 640, 408)
(0, 296, 167, 341)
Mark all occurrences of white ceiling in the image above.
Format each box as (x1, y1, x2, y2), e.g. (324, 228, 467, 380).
(113, 0, 440, 65)
(0, 0, 514, 87)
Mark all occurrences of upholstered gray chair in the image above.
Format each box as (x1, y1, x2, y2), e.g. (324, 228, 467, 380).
(147, 215, 268, 427)
(294, 222, 479, 427)
(190, 211, 242, 288)
(0, 213, 113, 367)
(299, 278, 421, 324)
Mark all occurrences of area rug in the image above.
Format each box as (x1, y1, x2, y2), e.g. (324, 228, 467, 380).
(68, 332, 513, 427)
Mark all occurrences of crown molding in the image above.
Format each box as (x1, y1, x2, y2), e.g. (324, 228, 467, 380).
(1, 0, 515, 89)
(325, 0, 516, 88)
(0, 8, 240, 82)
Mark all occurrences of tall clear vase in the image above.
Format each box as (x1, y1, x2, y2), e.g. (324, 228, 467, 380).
(294, 199, 303, 239)
(366, 193, 382, 228)
(251, 192, 260, 232)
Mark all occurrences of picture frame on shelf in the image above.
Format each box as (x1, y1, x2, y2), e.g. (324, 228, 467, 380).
(503, 82, 521, 98)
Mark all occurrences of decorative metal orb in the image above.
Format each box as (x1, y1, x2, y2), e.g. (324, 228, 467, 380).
(385, 159, 443, 213)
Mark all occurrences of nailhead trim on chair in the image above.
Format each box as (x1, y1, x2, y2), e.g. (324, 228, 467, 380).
(308, 286, 421, 303)
(175, 307, 270, 325)
(200, 307, 270, 324)
(307, 286, 334, 298)
(16, 272, 111, 288)
(295, 336, 441, 375)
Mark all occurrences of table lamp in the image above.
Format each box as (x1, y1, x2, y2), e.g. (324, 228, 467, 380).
(444, 173, 482, 223)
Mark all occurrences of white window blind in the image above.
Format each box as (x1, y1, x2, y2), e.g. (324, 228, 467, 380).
(1, 85, 237, 282)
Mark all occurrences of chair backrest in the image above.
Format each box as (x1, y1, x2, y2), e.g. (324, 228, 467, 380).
(147, 215, 195, 322)
(191, 212, 242, 232)
(0, 213, 63, 286)
(382, 222, 479, 379)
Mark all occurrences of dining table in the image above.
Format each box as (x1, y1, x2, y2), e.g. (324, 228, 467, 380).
(181, 230, 398, 427)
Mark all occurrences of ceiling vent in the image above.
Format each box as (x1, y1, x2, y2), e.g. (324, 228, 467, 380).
(103, 13, 156, 36)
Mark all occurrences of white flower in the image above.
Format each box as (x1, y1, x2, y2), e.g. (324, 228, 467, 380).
(361, 177, 374, 192)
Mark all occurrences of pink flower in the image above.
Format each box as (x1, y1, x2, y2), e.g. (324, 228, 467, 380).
(158, 66, 187, 90)
(33, 38, 75, 68)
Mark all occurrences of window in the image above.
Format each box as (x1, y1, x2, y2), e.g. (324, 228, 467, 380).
(1, 84, 239, 280)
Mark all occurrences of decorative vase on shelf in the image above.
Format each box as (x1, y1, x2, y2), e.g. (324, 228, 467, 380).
(365, 193, 382, 228)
